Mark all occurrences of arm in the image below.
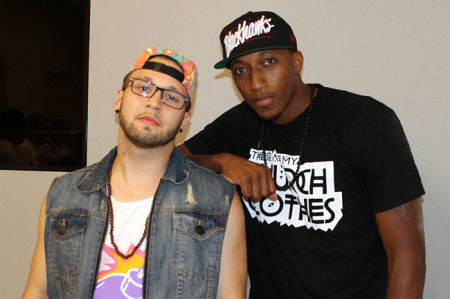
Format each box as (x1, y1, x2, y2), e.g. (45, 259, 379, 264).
(178, 144, 276, 201)
(22, 196, 48, 299)
(375, 197, 426, 299)
(216, 190, 247, 299)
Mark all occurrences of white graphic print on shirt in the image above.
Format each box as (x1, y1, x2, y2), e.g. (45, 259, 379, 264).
(243, 149, 343, 231)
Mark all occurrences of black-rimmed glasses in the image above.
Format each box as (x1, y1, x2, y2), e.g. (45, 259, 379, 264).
(128, 78, 190, 109)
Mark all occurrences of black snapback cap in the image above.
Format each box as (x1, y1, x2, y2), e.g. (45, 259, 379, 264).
(214, 11, 297, 69)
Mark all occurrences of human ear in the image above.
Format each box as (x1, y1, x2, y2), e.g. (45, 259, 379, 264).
(180, 111, 191, 131)
(113, 90, 123, 112)
(292, 51, 304, 76)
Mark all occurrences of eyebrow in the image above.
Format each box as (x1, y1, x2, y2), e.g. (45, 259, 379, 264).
(135, 75, 185, 95)
(229, 59, 245, 68)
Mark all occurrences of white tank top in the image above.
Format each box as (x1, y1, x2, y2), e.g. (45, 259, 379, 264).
(93, 196, 153, 299)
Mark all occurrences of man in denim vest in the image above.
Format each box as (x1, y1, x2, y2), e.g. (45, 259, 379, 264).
(22, 47, 247, 299)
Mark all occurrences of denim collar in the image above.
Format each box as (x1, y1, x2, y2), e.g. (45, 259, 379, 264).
(76, 146, 190, 193)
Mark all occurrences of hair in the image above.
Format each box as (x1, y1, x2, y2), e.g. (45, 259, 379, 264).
(121, 55, 191, 111)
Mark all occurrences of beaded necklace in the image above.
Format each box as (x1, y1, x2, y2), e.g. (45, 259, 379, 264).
(105, 162, 150, 260)
(258, 84, 315, 192)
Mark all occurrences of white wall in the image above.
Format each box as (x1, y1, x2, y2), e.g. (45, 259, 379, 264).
(2, 0, 449, 298)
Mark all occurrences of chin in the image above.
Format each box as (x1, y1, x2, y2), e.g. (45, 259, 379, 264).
(253, 108, 281, 122)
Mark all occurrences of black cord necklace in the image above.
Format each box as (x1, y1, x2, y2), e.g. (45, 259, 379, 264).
(258, 84, 315, 192)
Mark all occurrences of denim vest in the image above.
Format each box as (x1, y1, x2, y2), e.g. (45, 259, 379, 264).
(44, 147, 234, 299)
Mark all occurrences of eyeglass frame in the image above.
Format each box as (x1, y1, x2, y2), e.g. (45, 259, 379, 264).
(127, 77, 191, 110)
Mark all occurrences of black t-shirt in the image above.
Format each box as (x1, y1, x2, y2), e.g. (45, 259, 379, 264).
(185, 85, 425, 299)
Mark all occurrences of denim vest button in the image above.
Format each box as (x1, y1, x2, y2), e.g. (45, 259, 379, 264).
(57, 219, 67, 235)
(196, 224, 204, 235)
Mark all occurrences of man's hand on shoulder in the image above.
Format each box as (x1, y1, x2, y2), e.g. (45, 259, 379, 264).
(178, 144, 277, 201)
(217, 153, 277, 201)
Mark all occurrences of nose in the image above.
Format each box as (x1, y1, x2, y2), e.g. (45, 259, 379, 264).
(249, 70, 266, 91)
(146, 89, 163, 109)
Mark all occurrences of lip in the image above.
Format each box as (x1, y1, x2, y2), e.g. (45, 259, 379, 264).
(138, 115, 159, 126)
(253, 95, 273, 107)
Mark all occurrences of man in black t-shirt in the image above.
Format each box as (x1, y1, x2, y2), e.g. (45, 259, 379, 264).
(179, 11, 425, 299)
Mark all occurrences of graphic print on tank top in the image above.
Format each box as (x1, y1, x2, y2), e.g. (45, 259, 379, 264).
(93, 244, 145, 299)
(93, 196, 152, 299)
(243, 148, 343, 231)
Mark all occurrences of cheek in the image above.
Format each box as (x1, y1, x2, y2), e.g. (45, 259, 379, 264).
(275, 69, 295, 92)
(233, 77, 252, 98)
(164, 111, 185, 127)
(270, 68, 286, 84)
(124, 96, 144, 110)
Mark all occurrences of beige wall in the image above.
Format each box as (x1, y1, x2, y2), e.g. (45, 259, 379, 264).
(2, 0, 449, 298)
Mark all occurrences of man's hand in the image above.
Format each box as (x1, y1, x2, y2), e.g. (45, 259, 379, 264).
(217, 153, 277, 201)
(178, 144, 277, 201)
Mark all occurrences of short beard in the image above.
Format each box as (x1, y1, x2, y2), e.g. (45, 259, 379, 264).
(119, 113, 180, 148)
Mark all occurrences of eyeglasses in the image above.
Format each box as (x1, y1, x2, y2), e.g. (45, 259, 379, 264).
(128, 78, 190, 109)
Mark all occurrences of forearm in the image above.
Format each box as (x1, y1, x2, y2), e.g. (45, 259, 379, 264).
(178, 144, 225, 173)
(385, 253, 426, 299)
(186, 153, 227, 174)
(178, 143, 276, 200)
(376, 198, 426, 299)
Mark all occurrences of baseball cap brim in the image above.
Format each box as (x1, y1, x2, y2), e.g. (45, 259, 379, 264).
(214, 45, 296, 69)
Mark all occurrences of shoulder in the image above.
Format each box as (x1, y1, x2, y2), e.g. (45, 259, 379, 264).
(186, 158, 234, 187)
(181, 158, 235, 209)
(317, 85, 394, 113)
(50, 148, 115, 188)
(315, 84, 398, 126)
(210, 101, 256, 124)
(49, 163, 100, 194)
(185, 158, 235, 198)
(222, 101, 253, 116)
(52, 162, 99, 184)
(45, 163, 101, 212)
(185, 102, 257, 155)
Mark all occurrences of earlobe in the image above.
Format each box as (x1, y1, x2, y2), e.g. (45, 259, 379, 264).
(113, 90, 123, 112)
(180, 112, 191, 131)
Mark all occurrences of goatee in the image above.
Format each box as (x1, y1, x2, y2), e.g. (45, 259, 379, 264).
(119, 113, 179, 148)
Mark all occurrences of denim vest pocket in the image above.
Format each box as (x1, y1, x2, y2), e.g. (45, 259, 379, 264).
(47, 212, 89, 277)
(171, 212, 226, 282)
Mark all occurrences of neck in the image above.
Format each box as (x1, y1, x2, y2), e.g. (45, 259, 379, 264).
(111, 132, 174, 202)
(271, 82, 313, 125)
(296, 82, 314, 110)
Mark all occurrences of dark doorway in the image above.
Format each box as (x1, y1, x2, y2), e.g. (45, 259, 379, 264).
(0, 0, 89, 171)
